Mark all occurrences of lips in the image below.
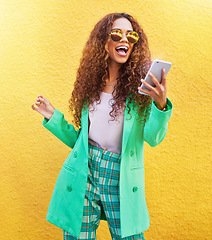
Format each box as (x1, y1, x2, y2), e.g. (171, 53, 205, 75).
(115, 45, 129, 56)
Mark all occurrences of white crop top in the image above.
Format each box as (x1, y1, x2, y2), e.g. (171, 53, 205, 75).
(88, 92, 125, 154)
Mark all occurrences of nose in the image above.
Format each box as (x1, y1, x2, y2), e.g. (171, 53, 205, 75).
(120, 33, 128, 42)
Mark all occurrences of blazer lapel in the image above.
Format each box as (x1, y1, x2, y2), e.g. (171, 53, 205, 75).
(81, 106, 88, 153)
(121, 99, 136, 155)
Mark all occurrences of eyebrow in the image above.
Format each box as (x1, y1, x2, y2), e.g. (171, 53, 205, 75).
(112, 28, 133, 32)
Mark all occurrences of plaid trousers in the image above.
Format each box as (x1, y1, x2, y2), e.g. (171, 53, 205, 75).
(63, 142, 145, 240)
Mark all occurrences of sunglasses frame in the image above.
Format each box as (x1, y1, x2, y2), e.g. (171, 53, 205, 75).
(109, 29, 139, 44)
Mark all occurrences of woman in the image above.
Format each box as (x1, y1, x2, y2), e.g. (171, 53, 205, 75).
(32, 13, 172, 240)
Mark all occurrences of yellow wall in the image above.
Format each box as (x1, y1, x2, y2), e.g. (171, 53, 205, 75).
(0, 0, 211, 239)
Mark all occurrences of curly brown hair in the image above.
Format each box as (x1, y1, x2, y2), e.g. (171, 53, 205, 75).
(69, 13, 152, 128)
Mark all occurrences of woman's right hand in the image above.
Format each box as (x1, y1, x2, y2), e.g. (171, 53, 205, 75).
(31, 95, 55, 120)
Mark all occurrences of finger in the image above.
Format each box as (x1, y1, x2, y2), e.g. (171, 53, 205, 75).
(36, 97, 48, 106)
(39, 96, 50, 104)
(161, 68, 166, 86)
(36, 96, 43, 102)
(138, 87, 154, 97)
(31, 104, 38, 111)
(35, 101, 41, 106)
(141, 79, 157, 92)
(37, 97, 45, 102)
(37, 95, 44, 98)
(149, 73, 160, 87)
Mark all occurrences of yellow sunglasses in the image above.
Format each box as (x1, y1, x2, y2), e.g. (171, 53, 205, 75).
(109, 29, 139, 44)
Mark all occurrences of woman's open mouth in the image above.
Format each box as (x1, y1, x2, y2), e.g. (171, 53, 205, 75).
(115, 45, 129, 56)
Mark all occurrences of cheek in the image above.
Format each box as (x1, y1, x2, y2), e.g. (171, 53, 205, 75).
(108, 43, 116, 57)
(129, 45, 134, 55)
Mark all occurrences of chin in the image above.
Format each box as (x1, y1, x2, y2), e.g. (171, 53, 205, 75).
(113, 56, 130, 65)
(118, 58, 129, 64)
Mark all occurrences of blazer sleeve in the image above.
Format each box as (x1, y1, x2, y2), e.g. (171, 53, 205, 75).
(42, 108, 80, 148)
(144, 98, 173, 147)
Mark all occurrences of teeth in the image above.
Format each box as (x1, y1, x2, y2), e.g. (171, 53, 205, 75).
(116, 46, 128, 51)
(116, 46, 128, 54)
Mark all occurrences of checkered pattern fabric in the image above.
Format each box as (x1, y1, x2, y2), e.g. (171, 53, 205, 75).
(63, 143, 145, 240)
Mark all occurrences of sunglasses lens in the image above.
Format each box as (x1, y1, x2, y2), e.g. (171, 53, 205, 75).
(110, 29, 122, 42)
(127, 31, 139, 44)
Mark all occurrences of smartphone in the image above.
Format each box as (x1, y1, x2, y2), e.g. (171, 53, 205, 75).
(138, 59, 172, 95)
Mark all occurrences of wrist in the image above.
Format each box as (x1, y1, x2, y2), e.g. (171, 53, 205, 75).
(44, 108, 55, 120)
(48, 109, 55, 119)
(160, 106, 167, 111)
(155, 101, 167, 111)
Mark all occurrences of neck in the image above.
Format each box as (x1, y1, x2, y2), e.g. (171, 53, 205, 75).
(102, 60, 122, 94)
(107, 60, 121, 83)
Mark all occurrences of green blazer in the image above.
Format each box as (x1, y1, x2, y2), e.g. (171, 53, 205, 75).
(43, 98, 173, 238)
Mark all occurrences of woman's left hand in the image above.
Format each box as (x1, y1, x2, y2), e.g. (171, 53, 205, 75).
(138, 68, 167, 110)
